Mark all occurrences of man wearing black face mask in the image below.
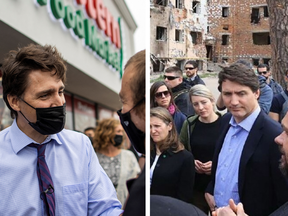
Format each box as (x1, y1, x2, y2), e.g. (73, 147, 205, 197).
(0, 44, 123, 215)
(117, 50, 145, 216)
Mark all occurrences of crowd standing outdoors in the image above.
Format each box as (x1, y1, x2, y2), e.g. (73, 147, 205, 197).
(150, 59, 288, 216)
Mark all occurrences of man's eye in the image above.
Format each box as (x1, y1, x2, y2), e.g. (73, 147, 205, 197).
(40, 94, 48, 98)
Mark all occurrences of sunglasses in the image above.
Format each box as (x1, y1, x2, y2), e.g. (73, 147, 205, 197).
(258, 71, 268, 75)
(155, 90, 170, 98)
(164, 75, 179, 80)
(185, 67, 195, 70)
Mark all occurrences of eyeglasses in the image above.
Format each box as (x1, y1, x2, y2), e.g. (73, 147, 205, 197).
(185, 67, 195, 70)
(164, 75, 179, 80)
(155, 90, 170, 98)
(258, 71, 268, 75)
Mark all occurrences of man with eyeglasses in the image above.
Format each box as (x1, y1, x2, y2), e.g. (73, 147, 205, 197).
(257, 64, 283, 95)
(164, 66, 195, 116)
(183, 60, 205, 87)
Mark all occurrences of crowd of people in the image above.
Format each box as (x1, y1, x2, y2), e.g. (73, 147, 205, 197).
(150, 60, 288, 216)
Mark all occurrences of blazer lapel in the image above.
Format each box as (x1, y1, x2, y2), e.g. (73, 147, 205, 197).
(238, 112, 264, 197)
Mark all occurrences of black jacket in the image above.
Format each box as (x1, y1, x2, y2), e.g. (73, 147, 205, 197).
(171, 82, 195, 116)
(150, 147, 195, 204)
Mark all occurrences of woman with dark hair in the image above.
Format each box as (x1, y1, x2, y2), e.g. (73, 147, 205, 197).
(150, 81, 186, 134)
(93, 118, 140, 207)
(150, 107, 195, 204)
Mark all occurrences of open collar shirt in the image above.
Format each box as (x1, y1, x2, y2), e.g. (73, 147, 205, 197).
(0, 119, 123, 216)
(214, 106, 261, 207)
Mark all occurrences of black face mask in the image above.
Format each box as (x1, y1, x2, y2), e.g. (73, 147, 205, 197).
(19, 98, 66, 135)
(113, 134, 123, 147)
(117, 98, 145, 154)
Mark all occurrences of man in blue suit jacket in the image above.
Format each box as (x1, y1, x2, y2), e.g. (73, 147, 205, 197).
(205, 63, 288, 216)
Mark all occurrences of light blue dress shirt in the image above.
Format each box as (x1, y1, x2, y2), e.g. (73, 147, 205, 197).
(214, 107, 261, 207)
(0, 120, 123, 216)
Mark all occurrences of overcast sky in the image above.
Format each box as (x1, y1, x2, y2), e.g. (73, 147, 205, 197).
(124, 0, 147, 53)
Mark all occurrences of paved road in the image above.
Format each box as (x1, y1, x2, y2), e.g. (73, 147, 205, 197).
(202, 76, 220, 101)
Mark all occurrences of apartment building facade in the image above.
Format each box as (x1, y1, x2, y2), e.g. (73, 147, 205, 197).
(207, 0, 271, 66)
(150, 0, 208, 72)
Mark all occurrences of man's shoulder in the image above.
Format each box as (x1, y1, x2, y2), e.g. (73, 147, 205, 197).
(56, 129, 90, 146)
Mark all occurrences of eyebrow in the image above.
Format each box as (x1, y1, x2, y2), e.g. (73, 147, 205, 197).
(35, 85, 65, 98)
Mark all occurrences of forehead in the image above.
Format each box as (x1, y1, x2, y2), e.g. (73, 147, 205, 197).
(222, 80, 252, 92)
(185, 64, 194, 68)
(156, 85, 168, 92)
(150, 116, 164, 124)
(164, 71, 177, 75)
(258, 67, 267, 72)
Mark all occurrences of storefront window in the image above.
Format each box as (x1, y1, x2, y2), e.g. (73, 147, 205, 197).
(74, 97, 96, 132)
(98, 105, 113, 120)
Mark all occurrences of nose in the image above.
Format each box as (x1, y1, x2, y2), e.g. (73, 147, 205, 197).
(275, 132, 284, 146)
(230, 94, 239, 106)
(198, 103, 204, 110)
(51, 94, 65, 107)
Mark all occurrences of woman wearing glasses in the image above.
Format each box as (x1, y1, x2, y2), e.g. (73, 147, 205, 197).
(150, 81, 186, 134)
(150, 107, 195, 204)
(179, 84, 222, 214)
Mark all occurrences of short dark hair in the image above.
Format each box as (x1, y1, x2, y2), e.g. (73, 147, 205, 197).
(84, 127, 95, 132)
(235, 59, 253, 69)
(2, 44, 67, 118)
(257, 63, 270, 72)
(124, 50, 145, 119)
(185, 60, 198, 69)
(218, 63, 259, 92)
(164, 66, 183, 77)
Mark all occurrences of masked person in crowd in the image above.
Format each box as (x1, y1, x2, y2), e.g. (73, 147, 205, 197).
(150, 81, 186, 134)
(0, 44, 123, 215)
(150, 107, 195, 203)
(84, 126, 95, 143)
(117, 50, 145, 216)
(93, 118, 140, 207)
(180, 84, 222, 214)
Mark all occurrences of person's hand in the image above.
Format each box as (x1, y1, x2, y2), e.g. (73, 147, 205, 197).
(212, 199, 248, 216)
(205, 193, 216, 212)
(202, 161, 212, 175)
(195, 160, 204, 174)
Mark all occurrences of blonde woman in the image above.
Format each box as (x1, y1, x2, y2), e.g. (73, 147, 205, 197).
(180, 84, 222, 214)
(93, 118, 140, 207)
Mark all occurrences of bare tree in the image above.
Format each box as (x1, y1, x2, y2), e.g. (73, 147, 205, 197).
(267, 0, 288, 89)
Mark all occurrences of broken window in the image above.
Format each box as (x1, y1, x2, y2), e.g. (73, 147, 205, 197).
(263, 6, 269, 17)
(222, 7, 229, 17)
(176, 0, 184, 9)
(175, 29, 184, 42)
(252, 58, 259, 66)
(252, 32, 270, 45)
(221, 35, 229, 45)
(192, 1, 200, 14)
(223, 25, 229, 30)
(222, 57, 228, 63)
(156, 0, 167, 6)
(190, 31, 202, 44)
(263, 58, 271, 65)
(251, 8, 260, 23)
(156, 26, 167, 41)
(207, 26, 210, 33)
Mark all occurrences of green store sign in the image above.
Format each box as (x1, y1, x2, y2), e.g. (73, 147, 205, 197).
(36, 0, 123, 78)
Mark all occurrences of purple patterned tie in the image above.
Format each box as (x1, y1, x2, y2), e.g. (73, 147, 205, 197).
(29, 143, 55, 216)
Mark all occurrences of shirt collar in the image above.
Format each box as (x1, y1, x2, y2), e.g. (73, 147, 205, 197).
(10, 119, 63, 154)
(190, 74, 197, 81)
(229, 106, 261, 132)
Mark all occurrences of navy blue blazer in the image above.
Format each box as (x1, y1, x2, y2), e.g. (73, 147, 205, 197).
(206, 111, 288, 216)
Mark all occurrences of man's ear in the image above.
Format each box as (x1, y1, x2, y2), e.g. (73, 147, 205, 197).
(7, 95, 20, 112)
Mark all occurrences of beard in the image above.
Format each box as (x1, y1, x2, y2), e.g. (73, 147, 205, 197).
(279, 146, 288, 177)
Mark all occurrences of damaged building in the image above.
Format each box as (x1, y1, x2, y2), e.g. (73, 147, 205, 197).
(207, 0, 271, 66)
(150, 0, 208, 72)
